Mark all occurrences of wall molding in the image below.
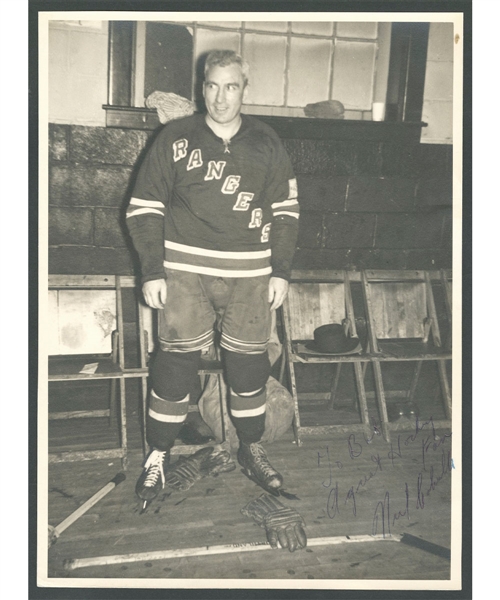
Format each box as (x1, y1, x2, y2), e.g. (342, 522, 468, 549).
(103, 105, 425, 143)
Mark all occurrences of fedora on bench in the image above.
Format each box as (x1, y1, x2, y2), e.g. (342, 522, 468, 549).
(305, 323, 362, 355)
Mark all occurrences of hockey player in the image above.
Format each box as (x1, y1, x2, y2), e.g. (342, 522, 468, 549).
(126, 49, 300, 507)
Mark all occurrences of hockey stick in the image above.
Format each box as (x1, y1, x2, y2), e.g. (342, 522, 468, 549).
(64, 534, 395, 570)
(48, 472, 126, 548)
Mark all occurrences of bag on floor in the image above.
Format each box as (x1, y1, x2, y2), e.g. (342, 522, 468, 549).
(199, 375, 294, 448)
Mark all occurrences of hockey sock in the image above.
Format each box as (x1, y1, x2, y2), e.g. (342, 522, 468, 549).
(229, 387, 266, 444)
(146, 389, 189, 451)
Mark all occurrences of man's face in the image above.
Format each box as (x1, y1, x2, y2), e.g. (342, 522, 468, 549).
(203, 63, 247, 128)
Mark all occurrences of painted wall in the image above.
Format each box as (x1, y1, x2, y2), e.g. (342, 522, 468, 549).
(49, 20, 108, 127)
(421, 22, 454, 144)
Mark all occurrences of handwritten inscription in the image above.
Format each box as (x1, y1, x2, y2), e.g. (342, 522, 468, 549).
(318, 416, 452, 537)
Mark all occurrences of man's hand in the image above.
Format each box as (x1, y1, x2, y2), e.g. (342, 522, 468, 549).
(142, 278, 167, 309)
(268, 277, 289, 311)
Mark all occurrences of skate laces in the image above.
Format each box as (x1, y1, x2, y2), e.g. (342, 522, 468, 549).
(249, 443, 277, 478)
(143, 450, 167, 488)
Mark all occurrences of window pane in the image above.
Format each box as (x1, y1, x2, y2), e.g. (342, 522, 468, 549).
(244, 21, 288, 32)
(195, 28, 240, 61)
(336, 22, 378, 39)
(288, 38, 332, 107)
(331, 41, 376, 110)
(243, 34, 286, 105)
(144, 23, 193, 100)
(291, 22, 333, 35)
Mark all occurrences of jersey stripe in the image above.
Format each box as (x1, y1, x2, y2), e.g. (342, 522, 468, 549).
(164, 242, 272, 275)
(164, 240, 271, 259)
(164, 262, 272, 278)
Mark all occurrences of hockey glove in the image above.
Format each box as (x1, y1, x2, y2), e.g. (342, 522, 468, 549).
(241, 493, 307, 552)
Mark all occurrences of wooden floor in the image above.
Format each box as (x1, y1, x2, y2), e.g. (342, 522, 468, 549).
(43, 382, 454, 586)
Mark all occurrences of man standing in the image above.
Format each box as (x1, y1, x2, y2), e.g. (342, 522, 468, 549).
(126, 50, 300, 505)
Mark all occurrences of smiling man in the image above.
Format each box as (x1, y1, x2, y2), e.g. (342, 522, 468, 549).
(203, 57, 247, 133)
(126, 50, 300, 518)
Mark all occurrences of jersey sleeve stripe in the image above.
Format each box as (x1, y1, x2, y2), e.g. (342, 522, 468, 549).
(126, 207, 164, 218)
(272, 210, 300, 219)
(130, 197, 165, 208)
(271, 199, 299, 209)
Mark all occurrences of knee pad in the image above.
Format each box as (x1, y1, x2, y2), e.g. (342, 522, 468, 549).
(224, 350, 270, 395)
(150, 349, 201, 401)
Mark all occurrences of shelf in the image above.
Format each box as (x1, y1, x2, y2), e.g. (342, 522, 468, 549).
(103, 105, 426, 143)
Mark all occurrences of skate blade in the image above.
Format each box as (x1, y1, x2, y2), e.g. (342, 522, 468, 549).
(139, 500, 149, 514)
(278, 489, 300, 501)
(240, 468, 300, 500)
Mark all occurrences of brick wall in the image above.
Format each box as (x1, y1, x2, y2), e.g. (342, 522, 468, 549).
(49, 124, 151, 275)
(48, 123, 452, 275)
(284, 138, 452, 271)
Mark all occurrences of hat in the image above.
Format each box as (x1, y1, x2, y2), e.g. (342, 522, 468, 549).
(305, 324, 362, 355)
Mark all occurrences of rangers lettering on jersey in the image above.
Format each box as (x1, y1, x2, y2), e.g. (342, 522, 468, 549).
(204, 161, 226, 181)
(233, 192, 255, 211)
(127, 115, 299, 281)
(187, 148, 203, 170)
(173, 138, 188, 162)
(249, 209, 263, 228)
(221, 175, 241, 194)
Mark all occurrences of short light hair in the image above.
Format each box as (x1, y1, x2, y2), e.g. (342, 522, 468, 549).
(204, 50, 250, 86)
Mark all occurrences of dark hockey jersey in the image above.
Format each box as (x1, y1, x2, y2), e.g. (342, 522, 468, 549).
(126, 113, 299, 282)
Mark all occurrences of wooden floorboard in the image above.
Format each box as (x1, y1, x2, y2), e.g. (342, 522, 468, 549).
(43, 402, 454, 585)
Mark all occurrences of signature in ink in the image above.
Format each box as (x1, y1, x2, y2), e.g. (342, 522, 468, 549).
(325, 454, 384, 519)
(373, 448, 452, 536)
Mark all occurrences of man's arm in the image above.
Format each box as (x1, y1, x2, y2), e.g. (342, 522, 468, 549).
(126, 129, 171, 288)
(268, 169, 300, 308)
(265, 134, 300, 306)
(267, 205, 299, 309)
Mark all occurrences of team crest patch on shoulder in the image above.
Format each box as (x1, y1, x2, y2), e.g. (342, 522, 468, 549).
(288, 178, 298, 199)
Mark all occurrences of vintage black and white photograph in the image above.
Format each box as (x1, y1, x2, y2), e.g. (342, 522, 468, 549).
(35, 3, 466, 593)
